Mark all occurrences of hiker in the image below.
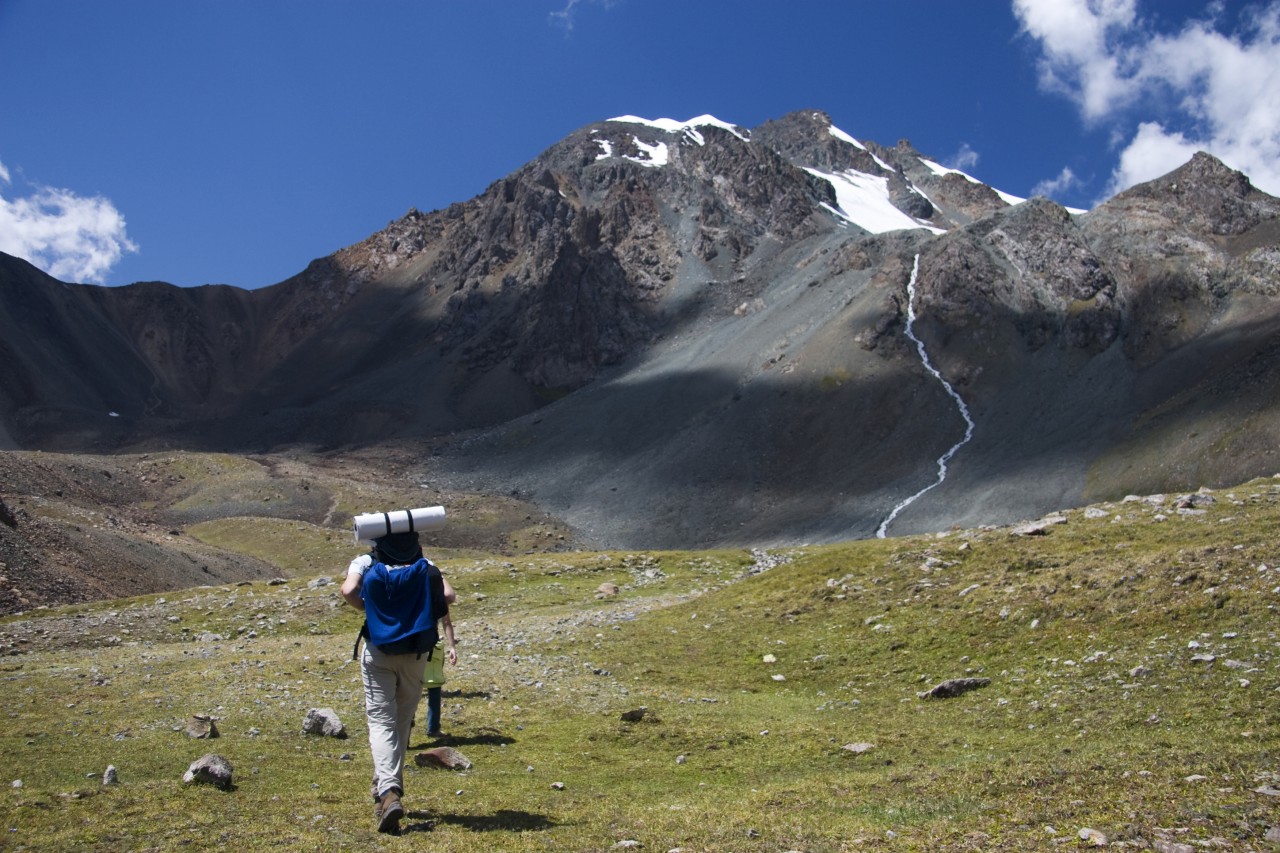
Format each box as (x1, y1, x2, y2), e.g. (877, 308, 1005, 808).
(341, 529, 456, 833)
(423, 592, 458, 737)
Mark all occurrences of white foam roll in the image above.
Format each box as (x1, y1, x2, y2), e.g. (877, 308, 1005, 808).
(353, 506, 446, 544)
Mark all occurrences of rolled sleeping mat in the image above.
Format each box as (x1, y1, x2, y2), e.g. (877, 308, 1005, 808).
(353, 506, 446, 545)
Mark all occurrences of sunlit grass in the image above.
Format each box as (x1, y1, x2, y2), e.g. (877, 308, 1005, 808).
(1, 481, 1278, 850)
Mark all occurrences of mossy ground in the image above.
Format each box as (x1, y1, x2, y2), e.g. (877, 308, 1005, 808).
(1, 483, 1278, 851)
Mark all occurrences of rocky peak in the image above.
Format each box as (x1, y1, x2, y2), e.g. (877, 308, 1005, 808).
(1099, 151, 1278, 238)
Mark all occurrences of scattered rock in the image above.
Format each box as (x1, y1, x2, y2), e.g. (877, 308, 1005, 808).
(596, 583, 619, 599)
(307, 576, 332, 589)
(185, 714, 219, 739)
(551, 781, 565, 790)
(918, 677, 991, 700)
(620, 707, 648, 722)
(842, 742, 875, 754)
(1266, 826, 1280, 842)
(1011, 515, 1067, 536)
(102, 765, 118, 785)
(183, 754, 233, 790)
(1152, 840, 1196, 853)
(301, 708, 346, 738)
(1254, 784, 1280, 797)
(1078, 827, 1108, 846)
(415, 746, 473, 770)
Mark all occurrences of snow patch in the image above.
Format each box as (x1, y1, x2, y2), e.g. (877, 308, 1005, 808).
(608, 114, 748, 141)
(828, 124, 867, 150)
(807, 168, 945, 235)
(626, 137, 669, 167)
(595, 139, 614, 160)
(921, 158, 1027, 206)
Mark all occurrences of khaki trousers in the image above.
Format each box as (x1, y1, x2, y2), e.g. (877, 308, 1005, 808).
(360, 642, 427, 799)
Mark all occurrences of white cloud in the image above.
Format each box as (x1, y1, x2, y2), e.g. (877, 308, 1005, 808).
(1107, 122, 1200, 194)
(1014, 0, 1280, 198)
(550, 0, 616, 33)
(946, 143, 980, 172)
(1013, 0, 1139, 120)
(1031, 166, 1083, 198)
(0, 161, 137, 284)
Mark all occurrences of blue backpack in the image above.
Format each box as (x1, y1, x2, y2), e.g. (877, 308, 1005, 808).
(353, 557, 441, 658)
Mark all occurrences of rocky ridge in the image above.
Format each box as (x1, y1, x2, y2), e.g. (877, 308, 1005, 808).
(1, 110, 1279, 551)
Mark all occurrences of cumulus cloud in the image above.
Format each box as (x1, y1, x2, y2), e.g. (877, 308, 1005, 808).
(1031, 166, 1083, 198)
(0, 161, 137, 284)
(945, 143, 981, 172)
(1014, 0, 1280, 198)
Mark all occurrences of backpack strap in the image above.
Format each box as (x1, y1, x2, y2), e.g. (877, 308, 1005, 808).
(352, 621, 369, 660)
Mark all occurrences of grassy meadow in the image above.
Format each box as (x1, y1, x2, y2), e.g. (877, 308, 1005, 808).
(1, 480, 1278, 851)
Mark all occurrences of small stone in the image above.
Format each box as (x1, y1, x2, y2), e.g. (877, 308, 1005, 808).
(1078, 827, 1108, 846)
(301, 708, 346, 738)
(551, 781, 565, 790)
(1184, 774, 1208, 783)
(762, 653, 776, 663)
(918, 677, 991, 700)
(183, 754, 233, 790)
(771, 674, 786, 682)
(596, 583, 618, 598)
(676, 754, 687, 764)
(612, 841, 642, 849)
(842, 742, 875, 754)
(1012, 515, 1067, 536)
(1265, 826, 1280, 842)
(620, 707, 647, 723)
(415, 746, 473, 770)
(185, 715, 219, 739)
(1152, 840, 1196, 853)
(103, 765, 118, 785)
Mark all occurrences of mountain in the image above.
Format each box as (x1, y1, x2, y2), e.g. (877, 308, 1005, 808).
(2, 110, 1279, 550)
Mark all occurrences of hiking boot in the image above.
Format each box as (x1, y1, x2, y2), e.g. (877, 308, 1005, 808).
(377, 789, 404, 834)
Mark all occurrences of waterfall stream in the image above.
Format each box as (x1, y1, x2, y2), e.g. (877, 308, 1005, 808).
(876, 254, 975, 538)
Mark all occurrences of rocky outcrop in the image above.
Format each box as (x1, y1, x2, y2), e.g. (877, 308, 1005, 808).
(2, 113, 1279, 549)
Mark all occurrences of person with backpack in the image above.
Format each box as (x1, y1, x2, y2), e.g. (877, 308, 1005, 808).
(422, 600, 457, 736)
(341, 529, 456, 834)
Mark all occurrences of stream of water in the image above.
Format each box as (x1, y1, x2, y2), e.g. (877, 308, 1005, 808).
(876, 254, 975, 538)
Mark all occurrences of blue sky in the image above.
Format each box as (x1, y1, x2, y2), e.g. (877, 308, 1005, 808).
(1, 0, 1277, 288)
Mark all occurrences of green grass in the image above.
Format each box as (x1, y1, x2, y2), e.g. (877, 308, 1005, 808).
(1, 483, 1278, 850)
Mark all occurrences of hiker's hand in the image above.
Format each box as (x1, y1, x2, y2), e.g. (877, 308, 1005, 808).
(447, 646, 458, 666)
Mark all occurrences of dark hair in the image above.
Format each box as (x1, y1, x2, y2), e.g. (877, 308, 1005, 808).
(373, 531, 423, 565)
